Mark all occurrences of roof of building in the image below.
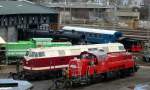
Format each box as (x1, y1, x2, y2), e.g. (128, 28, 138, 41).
(0, 1, 58, 15)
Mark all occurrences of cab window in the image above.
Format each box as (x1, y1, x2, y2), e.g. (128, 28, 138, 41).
(25, 51, 29, 56)
(28, 51, 42, 57)
(29, 52, 35, 57)
(39, 52, 45, 57)
(119, 46, 125, 51)
(81, 54, 89, 59)
(88, 48, 97, 51)
(35, 52, 39, 57)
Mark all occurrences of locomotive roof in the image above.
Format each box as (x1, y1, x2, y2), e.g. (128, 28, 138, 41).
(28, 43, 124, 52)
(81, 50, 107, 58)
(62, 26, 120, 35)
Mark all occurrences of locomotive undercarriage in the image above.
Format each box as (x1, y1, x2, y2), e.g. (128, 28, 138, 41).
(70, 66, 138, 85)
(10, 69, 63, 80)
(49, 65, 139, 89)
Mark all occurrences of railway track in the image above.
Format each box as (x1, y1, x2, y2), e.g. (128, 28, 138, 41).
(108, 28, 149, 41)
(131, 52, 150, 67)
(123, 35, 149, 41)
(115, 29, 150, 41)
(107, 28, 149, 41)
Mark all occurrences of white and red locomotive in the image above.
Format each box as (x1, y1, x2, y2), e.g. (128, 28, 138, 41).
(21, 43, 135, 79)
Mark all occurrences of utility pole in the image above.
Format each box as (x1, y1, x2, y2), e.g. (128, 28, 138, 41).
(63, 0, 67, 25)
(148, 4, 150, 50)
(113, 0, 118, 29)
(145, 4, 150, 50)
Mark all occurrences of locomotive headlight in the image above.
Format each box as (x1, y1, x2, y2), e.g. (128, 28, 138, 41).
(24, 56, 31, 61)
(26, 61, 28, 65)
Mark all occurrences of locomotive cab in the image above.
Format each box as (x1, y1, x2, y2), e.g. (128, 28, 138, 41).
(68, 50, 107, 81)
(24, 50, 45, 61)
(23, 49, 46, 69)
(80, 50, 107, 65)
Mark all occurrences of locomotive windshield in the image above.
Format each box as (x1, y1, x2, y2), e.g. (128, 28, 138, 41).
(118, 46, 125, 51)
(38, 52, 45, 57)
(25, 51, 29, 56)
(80, 54, 90, 59)
(29, 52, 37, 57)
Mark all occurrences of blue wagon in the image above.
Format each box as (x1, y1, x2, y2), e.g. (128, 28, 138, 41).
(60, 26, 122, 44)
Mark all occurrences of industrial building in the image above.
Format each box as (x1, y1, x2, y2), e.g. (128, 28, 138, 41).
(0, 0, 59, 42)
(31, 0, 143, 29)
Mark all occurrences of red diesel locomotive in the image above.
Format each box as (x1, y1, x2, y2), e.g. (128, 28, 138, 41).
(66, 50, 139, 84)
(48, 50, 139, 89)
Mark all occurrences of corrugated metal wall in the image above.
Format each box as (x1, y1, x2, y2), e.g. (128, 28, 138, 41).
(0, 26, 17, 42)
(7, 26, 17, 42)
(0, 27, 7, 41)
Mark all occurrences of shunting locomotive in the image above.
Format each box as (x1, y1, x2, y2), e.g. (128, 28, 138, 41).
(49, 50, 139, 89)
(67, 50, 138, 84)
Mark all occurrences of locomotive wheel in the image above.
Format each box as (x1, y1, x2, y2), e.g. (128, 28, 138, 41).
(25, 74, 36, 81)
(116, 70, 121, 78)
(104, 72, 112, 79)
(125, 69, 132, 76)
(49, 79, 65, 90)
(10, 72, 25, 80)
(64, 80, 72, 88)
(91, 71, 101, 83)
(119, 70, 126, 78)
(145, 58, 150, 62)
(120, 69, 132, 77)
(49, 80, 59, 90)
(12, 73, 19, 80)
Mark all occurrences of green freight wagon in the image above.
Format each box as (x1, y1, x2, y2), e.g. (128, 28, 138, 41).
(0, 38, 72, 64)
(5, 41, 35, 58)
